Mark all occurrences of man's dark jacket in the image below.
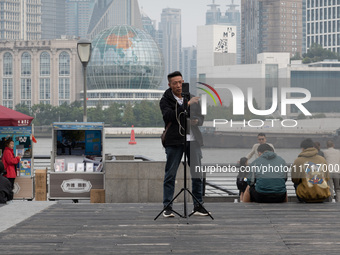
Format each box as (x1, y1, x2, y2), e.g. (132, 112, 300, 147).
(0, 175, 13, 203)
(160, 88, 204, 147)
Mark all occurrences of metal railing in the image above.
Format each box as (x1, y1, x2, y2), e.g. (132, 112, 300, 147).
(33, 156, 298, 197)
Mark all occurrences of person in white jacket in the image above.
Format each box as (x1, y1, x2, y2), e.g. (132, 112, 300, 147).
(323, 140, 340, 202)
(246, 133, 275, 161)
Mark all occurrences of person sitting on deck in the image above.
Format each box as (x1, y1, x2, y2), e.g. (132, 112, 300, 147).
(243, 144, 288, 203)
(292, 138, 330, 203)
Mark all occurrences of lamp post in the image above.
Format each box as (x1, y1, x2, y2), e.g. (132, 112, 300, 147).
(77, 39, 92, 122)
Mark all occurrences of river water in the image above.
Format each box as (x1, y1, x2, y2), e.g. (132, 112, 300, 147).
(34, 137, 301, 164)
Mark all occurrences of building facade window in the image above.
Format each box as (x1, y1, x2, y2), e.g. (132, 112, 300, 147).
(20, 78, 31, 108)
(40, 51, 50, 76)
(39, 78, 50, 104)
(59, 51, 70, 76)
(3, 52, 13, 76)
(2, 78, 13, 108)
(21, 52, 31, 76)
(59, 77, 70, 105)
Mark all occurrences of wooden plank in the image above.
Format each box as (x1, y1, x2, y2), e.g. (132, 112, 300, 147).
(1, 203, 340, 254)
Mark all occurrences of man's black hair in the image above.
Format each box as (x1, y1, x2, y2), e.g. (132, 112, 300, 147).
(257, 143, 274, 153)
(257, 133, 266, 137)
(300, 138, 314, 149)
(167, 71, 182, 82)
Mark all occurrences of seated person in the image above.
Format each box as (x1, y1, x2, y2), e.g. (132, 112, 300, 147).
(236, 157, 249, 202)
(243, 144, 287, 203)
(0, 161, 13, 204)
(292, 138, 330, 203)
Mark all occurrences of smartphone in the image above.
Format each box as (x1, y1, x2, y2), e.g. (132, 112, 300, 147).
(182, 82, 189, 93)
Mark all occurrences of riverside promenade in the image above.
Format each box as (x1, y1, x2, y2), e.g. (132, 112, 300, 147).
(1, 201, 340, 254)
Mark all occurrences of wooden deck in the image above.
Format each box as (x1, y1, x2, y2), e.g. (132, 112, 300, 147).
(1, 202, 340, 254)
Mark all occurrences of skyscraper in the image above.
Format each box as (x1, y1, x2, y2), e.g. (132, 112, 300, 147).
(65, 0, 95, 38)
(181, 46, 197, 82)
(0, 0, 42, 40)
(304, 0, 340, 54)
(206, 0, 221, 25)
(159, 8, 181, 87)
(41, 0, 66, 39)
(87, 0, 142, 39)
(205, 0, 241, 64)
(141, 10, 157, 39)
(241, 0, 303, 64)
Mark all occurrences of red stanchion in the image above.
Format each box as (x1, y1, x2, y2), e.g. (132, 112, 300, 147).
(129, 125, 137, 145)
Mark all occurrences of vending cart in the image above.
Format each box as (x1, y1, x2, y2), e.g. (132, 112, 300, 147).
(49, 122, 105, 200)
(0, 105, 35, 200)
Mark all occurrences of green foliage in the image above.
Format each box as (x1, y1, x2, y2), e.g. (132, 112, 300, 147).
(88, 104, 105, 122)
(302, 44, 338, 64)
(31, 103, 58, 126)
(14, 98, 268, 127)
(15, 103, 31, 116)
(13, 100, 164, 127)
(290, 52, 302, 61)
(103, 103, 123, 126)
(122, 103, 136, 127)
(133, 101, 163, 127)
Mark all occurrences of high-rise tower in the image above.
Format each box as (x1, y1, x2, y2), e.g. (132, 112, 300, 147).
(88, 0, 142, 39)
(0, 0, 42, 40)
(65, 0, 95, 38)
(159, 8, 181, 87)
(41, 0, 66, 39)
(241, 0, 303, 64)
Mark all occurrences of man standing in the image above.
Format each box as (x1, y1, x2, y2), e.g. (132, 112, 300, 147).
(292, 138, 330, 203)
(247, 133, 275, 160)
(243, 144, 287, 203)
(160, 71, 207, 217)
(323, 140, 340, 202)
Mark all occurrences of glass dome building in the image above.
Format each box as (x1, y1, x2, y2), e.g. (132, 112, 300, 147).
(87, 25, 164, 90)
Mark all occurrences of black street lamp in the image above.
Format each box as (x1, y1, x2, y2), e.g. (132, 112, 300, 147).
(77, 39, 92, 122)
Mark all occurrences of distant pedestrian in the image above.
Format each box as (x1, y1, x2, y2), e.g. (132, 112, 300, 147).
(246, 133, 275, 161)
(323, 140, 340, 202)
(236, 157, 248, 202)
(1, 139, 21, 189)
(314, 141, 325, 158)
(0, 161, 13, 203)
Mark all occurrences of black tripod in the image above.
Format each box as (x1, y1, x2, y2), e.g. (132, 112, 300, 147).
(154, 92, 213, 220)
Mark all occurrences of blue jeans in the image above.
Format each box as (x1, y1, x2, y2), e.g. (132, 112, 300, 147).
(163, 141, 203, 207)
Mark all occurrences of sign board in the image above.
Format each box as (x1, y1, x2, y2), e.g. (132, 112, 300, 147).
(214, 26, 237, 54)
(49, 173, 104, 199)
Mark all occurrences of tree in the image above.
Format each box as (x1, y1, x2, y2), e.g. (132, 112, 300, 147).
(290, 52, 302, 61)
(15, 103, 31, 116)
(88, 104, 105, 122)
(302, 43, 337, 63)
(104, 103, 123, 126)
(122, 103, 135, 126)
(133, 101, 162, 127)
(31, 103, 58, 126)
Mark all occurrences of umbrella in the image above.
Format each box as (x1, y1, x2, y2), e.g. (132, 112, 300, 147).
(0, 105, 34, 126)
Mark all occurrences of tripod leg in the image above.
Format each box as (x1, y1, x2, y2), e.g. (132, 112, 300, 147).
(154, 188, 185, 220)
(186, 189, 214, 220)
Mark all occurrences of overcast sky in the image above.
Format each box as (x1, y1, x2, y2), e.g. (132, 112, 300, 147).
(138, 0, 241, 47)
